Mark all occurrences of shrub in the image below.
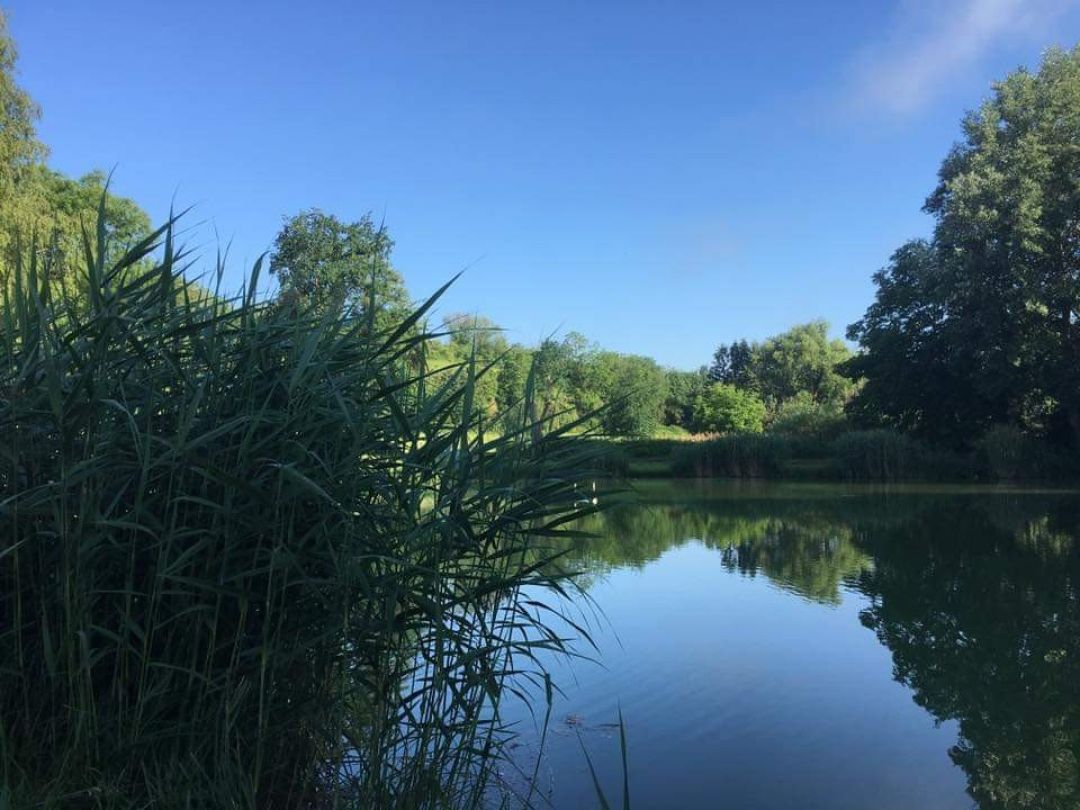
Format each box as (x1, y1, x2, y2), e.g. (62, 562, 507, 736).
(0, 215, 600, 807)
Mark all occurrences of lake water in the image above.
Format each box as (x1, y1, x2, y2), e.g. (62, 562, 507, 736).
(500, 480, 1080, 809)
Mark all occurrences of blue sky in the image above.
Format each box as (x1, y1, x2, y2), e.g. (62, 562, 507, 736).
(7, 0, 1080, 368)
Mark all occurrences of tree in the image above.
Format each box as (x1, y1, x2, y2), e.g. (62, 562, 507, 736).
(0, 10, 44, 203)
(531, 334, 585, 424)
(2, 168, 152, 295)
(708, 339, 753, 386)
(495, 343, 532, 416)
(708, 323, 853, 412)
(693, 383, 766, 433)
(0, 10, 46, 263)
(270, 210, 410, 326)
(444, 313, 509, 420)
(848, 47, 1080, 446)
(751, 321, 853, 410)
(600, 354, 668, 437)
(844, 241, 974, 440)
(1, 17, 152, 289)
(663, 367, 709, 429)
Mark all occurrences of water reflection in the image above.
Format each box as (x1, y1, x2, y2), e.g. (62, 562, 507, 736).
(553, 482, 1080, 809)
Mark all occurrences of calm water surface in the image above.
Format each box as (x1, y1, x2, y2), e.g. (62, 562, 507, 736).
(502, 480, 1080, 810)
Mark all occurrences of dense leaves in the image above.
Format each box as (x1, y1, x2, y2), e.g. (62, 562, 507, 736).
(0, 213, 606, 808)
(693, 383, 767, 433)
(709, 321, 854, 414)
(0, 10, 43, 208)
(270, 209, 410, 325)
(848, 47, 1080, 448)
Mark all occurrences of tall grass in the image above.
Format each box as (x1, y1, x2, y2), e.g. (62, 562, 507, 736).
(973, 425, 1076, 481)
(670, 433, 790, 478)
(830, 429, 967, 482)
(0, 212, 605, 807)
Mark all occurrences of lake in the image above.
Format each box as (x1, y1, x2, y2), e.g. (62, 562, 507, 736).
(499, 480, 1080, 809)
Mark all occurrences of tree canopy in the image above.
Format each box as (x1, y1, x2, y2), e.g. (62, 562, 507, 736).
(708, 321, 853, 414)
(270, 210, 410, 326)
(848, 47, 1080, 447)
(693, 383, 767, 434)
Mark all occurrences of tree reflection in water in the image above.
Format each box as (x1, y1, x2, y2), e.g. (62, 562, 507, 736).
(558, 483, 1080, 809)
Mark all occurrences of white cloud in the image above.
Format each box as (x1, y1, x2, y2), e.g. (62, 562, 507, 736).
(849, 0, 1079, 116)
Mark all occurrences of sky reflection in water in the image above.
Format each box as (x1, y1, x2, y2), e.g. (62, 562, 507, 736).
(501, 481, 1080, 810)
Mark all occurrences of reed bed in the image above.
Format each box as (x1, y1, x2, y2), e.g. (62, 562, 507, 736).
(670, 434, 790, 478)
(830, 429, 967, 482)
(0, 213, 606, 808)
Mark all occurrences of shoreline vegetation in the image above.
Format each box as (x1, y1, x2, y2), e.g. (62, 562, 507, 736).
(591, 427, 1080, 483)
(2, 8, 1080, 808)
(0, 213, 616, 807)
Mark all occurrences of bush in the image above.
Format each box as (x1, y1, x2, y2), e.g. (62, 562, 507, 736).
(671, 433, 791, 478)
(0, 215, 600, 807)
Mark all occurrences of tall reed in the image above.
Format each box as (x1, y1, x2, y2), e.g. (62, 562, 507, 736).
(830, 429, 967, 482)
(0, 211, 604, 807)
(670, 433, 790, 478)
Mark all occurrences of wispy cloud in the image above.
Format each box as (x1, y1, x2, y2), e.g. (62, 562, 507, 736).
(848, 0, 1079, 116)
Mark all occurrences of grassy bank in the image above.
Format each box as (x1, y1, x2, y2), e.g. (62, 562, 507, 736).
(600, 427, 1078, 483)
(0, 216, 605, 807)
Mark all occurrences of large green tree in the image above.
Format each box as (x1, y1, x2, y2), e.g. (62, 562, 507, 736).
(270, 210, 410, 326)
(751, 320, 853, 409)
(848, 47, 1080, 447)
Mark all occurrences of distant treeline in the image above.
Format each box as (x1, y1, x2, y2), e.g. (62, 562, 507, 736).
(4, 17, 1080, 470)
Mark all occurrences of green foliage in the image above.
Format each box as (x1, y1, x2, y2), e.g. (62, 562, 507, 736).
(531, 332, 589, 424)
(512, 333, 670, 437)
(438, 313, 510, 422)
(693, 383, 767, 433)
(652, 422, 691, 439)
(662, 367, 709, 430)
(0, 17, 151, 287)
(768, 391, 848, 439)
(830, 430, 968, 482)
(270, 209, 409, 324)
(0, 10, 45, 206)
(671, 434, 790, 478)
(600, 353, 668, 437)
(0, 208, 604, 808)
(2, 167, 151, 272)
(974, 425, 1077, 481)
(751, 321, 853, 409)
(708, 339, 754, 387)
(709, 322, 853, 413)
(848, 47, 1080, 448)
